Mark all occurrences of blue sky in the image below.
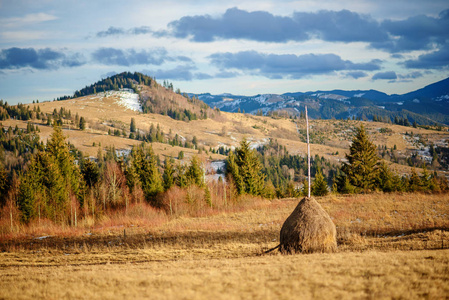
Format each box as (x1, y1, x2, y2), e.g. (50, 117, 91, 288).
(1, 0, 448, 104)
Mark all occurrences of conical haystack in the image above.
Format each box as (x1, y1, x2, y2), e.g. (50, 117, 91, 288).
(279, 197, 337, 254)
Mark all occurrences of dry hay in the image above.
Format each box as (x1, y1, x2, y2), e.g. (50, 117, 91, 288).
(279, 197, 337, 254)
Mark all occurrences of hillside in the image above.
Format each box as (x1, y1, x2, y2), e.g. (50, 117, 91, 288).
(2, 92, 449, 176)
(195, 76, 449, 125)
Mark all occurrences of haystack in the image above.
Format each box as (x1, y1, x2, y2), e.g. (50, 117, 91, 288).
(279, 197, 337, 254)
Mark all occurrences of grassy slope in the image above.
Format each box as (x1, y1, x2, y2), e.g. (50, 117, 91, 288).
(4, 88, 449, 175)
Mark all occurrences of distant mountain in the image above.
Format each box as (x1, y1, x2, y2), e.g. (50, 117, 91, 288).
(193, 77, 449, 125)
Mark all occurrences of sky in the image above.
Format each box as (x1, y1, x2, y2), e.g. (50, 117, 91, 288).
(1, 0, 449, 104)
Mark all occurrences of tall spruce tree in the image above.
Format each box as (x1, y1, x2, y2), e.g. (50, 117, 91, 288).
(162, 158, 175, 191)
(186, 156, 204, 187)
(311, 167, 328, 196)
(340, 125, 379, 193)
(130, 144, 163, 206)
(226, 139, 265, 196)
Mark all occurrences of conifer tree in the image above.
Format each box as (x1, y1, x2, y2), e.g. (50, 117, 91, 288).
(376, 161, 395, 192)
(311, 167, 328, 196)
(301, 179, 309, 197)
(175, 163, 188, 188)
(81, 159, 100, 189)
(408, 168, 422, 191)
(130, 144, 163, 206)
(419, 165, 431, 191)
(163, 158, 175, 191)
(340, 125, 379, 193)
(186, 156, 204, 187)
(226, 139, 265, 196)
(130, 118, 136, 133)
(0, 162, 7, 205)
(46, 125, 83, 202)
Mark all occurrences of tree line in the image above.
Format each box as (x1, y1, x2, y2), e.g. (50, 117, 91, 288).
(1, 122, 447, 228)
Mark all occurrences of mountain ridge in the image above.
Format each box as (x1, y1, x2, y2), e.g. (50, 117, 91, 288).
(192, 76, 449, 125)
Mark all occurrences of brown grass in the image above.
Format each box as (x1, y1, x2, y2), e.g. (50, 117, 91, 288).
(0, 192, 448, 299)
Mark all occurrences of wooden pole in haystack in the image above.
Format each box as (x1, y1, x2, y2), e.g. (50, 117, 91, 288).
(264, 105, 337, 255)
(305, 106, 311, 198)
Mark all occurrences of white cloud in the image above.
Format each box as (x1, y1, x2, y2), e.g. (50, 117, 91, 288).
(1, 12, 58, 28)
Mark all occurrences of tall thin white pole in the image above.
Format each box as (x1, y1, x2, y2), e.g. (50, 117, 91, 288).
(305, 106, 311, 198)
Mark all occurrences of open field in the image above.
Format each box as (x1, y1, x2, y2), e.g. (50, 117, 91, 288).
(1, 193, 448, 299)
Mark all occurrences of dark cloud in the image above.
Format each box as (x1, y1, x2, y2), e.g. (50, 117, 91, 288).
(344, 71, 368, 79)
(168, 7, 307, 42)
(96, 26, 126, 37)
(91, 48, 171, 66)
(96, 26, 153, 38)
(403, 44, 449, 69)
(165, 7, 449, 66)
(175, 56, 193, 62)
(0, 47, 85, 70)
(166, 8, 389, 43)
(372, 9, 449, 53)
(194, 72, 213, 80)
(293, 10, 388, 43)
(372, 71, 397, 80)
(208, 51, 382, 79)
(398, 71, 423, 79)
(129, 26, 152, 35)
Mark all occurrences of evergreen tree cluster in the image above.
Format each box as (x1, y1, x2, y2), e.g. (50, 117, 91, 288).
(61, 72, 153, 100)
(0, 123, 212, 225)
(226, 139, 265, 196)
(334, 125, 448, 193)
(255, 139, 337, 198)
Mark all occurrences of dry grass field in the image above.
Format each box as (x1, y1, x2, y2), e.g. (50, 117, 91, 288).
(1, 192, 448, 299)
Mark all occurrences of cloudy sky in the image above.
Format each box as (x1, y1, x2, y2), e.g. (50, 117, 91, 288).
(1, 0, 448, 104)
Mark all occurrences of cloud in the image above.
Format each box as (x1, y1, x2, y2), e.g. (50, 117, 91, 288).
(166, 7, 388, 44)
(96, 26, 152, 37)
(398, 71, 423, 79)
(215, 71, 239, 78)
(372, 9, 449, 53)
(372, 71, 397, 80)
(208, 51, 382, 79)
(344, 71, 368, 79)
(91, 48, 171, 66)
(403, 44, 449, 69)
(96, 26, 126, 37)
(194, 72, 213, 80)
(2, 13, 58, 28)
(293, 10, 388, 43)
(143, 65, 195, 81)
(168, 7, 308, 42)
(0, 47, 85, 70)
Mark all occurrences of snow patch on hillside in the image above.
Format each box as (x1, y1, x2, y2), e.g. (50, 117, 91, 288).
(101, 89, 142, 112)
